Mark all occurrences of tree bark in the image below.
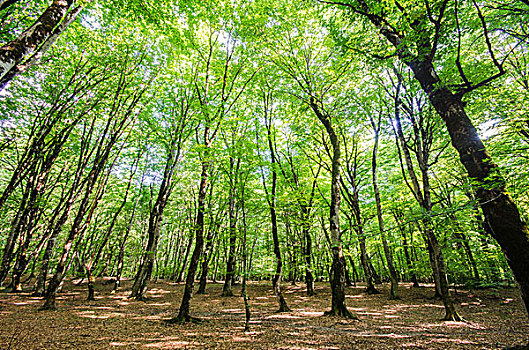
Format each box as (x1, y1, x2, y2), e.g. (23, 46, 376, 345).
(392, 85, 460, 320)
(393, 210, 420, 287)
(0, 0, 78, 90)
(303, 218, 315, 296)
(371, 116, 399, 299)
(310, 98, 356, 319)
(168, 158, 208, 323)
(265, 111, 290, 313)
(197, 222, 219, 294)
(222, 156, 238, 297)
(131, 135, 183, 300)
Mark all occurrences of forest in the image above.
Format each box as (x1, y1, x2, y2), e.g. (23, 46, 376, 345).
(0, 0, 529, 349)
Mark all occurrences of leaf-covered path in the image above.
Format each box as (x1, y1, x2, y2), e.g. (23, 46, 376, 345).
(1, 279, 528, 349)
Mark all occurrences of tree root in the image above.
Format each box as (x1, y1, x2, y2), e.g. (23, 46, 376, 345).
(39, 303, 57, 311)
(365, 286, 381, 295)
(165, 314, 202, 324)
(324, 307, 359, 320)
(443, 309, 463, 322)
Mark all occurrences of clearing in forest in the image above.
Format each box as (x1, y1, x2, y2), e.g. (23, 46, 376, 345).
(1, 279, 528, 349)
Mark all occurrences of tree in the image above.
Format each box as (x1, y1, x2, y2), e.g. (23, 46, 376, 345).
(323, 0, 529, 317)
(0, 0, 87, 90)
(258, 86, 291, 312)
(369, 111, 399, 299)
(41, 51, 151, 310)
(130, 72, 194, 300)
(168, 26, 255, 323)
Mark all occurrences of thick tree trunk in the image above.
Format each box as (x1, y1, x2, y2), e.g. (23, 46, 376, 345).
(0, 0, 77, 90)
(405, 29, 528, 318)
(0, 4, 83, 90)
(130, 214, 161, 300)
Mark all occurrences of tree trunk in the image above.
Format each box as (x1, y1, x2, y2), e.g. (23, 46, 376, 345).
(359, 231, 379, 294)
(168, 159, 208, 323)
(223, 156, 238, 297)
(175, 235, 193, 283)
(391, 86, 460, 320)
(0, 0, 77, 90)
(310, 98, 356, 319)
(0, 199, 25, 286)
(348, 256, 357, 286)
(303, 219, 315, 296)
(197, 223, 218, 294)
(131, 137, 182, 300)
(129, 210, 162, 301)
(263, 108, 290, 313)
(371, 117, 399, 299)
(393, 210, 420, 287)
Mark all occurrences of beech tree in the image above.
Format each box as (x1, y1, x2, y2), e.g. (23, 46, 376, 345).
(0, 2, 528, 347)
(322, 0, 529, 317)
(0, 0, 87, 90)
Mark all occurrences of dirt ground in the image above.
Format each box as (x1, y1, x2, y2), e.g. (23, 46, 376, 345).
(0, 278, 528, 349)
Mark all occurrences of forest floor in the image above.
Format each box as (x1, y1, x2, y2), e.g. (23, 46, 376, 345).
(0, 278, 528, 349)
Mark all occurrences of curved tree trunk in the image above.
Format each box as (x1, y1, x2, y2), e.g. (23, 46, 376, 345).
(262, 100, 291, 313)
(310, 98, 356, 319)
(131, 124, 186, 300)
(168, 159, 209, 323)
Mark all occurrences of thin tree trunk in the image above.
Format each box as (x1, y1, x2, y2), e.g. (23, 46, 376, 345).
(0, 196, 25, 286)
(223, 156, 238, 297)
(130, 135, 183, 300)
(391, 81, 460, 320)
(168, 158, 208, 323)
(393, 210, 419, 287)
(370, 116, 399, 299)
(262, 97, 290, 312)
(303, 218, 315, 296)
(310, 98, 356, 319)
(175, 234, 193, 283)
(197, 223, 219, 294)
